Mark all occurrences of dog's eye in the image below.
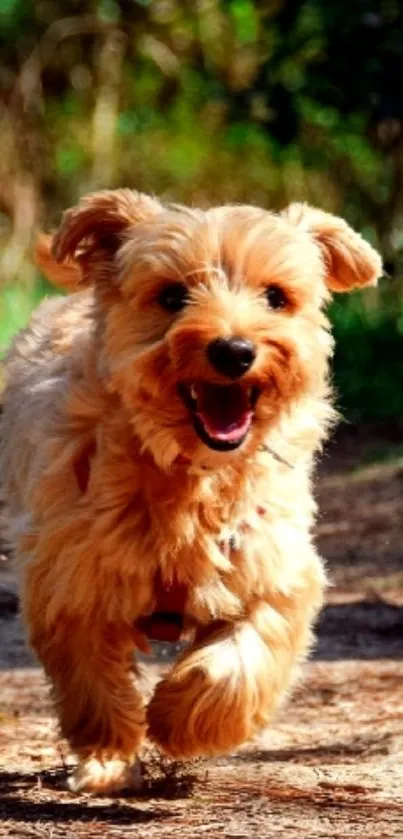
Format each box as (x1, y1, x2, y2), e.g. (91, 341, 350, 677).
(265, 285, 288, 310)
(158, 283, 189, 313)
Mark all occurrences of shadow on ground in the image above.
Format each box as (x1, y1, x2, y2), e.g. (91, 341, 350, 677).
(314, 599, 403, 660)
(0, 596, 402, 671)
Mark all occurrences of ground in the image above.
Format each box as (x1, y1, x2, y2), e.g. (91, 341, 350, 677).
(0, 426, 402, 838)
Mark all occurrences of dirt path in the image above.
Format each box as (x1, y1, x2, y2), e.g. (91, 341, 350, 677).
(0, 434, 402, 837)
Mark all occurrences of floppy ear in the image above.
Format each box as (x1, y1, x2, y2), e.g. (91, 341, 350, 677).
(52, 189, 163, 287)
(282, 203, 383, 292)
(35, 233, 82, 292)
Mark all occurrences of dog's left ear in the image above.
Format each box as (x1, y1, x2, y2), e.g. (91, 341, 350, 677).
(52, 189, 163, 287)
(282, 203, 382, 292)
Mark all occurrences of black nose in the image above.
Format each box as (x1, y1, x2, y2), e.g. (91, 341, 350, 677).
(207, 337, 256, 379)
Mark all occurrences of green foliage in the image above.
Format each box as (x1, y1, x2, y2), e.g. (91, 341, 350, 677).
(0, 277, 56, 353)
(331, 296, 403, 422)
(0, 0, 402, 421)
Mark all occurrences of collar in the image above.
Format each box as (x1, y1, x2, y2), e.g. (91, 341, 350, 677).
(173, 444, 294, 474)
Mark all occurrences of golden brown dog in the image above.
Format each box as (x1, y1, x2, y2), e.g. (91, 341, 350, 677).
(0, 191, 382, 793)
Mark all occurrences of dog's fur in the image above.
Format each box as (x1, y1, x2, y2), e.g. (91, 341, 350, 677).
(0, 191, 382, 793)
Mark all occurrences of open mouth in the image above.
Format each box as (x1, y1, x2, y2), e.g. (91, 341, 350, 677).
(179, 382, 260, 451)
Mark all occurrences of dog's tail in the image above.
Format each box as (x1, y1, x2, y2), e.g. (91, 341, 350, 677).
(34, 234, 82, 292)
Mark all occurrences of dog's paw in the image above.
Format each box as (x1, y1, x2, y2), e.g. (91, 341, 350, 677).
(146, 667, 252, 759)
(68, 756, 142, 795)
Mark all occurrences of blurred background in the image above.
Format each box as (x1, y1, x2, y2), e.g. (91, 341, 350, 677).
(0, 0, 402, 426)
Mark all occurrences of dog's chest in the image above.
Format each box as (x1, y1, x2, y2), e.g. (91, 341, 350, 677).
(134, 526, 246, 642)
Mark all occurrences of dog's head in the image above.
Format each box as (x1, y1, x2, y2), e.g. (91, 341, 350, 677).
(52, 190, 382, 469)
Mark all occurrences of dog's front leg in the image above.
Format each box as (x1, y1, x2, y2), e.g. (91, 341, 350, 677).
(147, 597, 314, 759)
(25, 586, 145, 793)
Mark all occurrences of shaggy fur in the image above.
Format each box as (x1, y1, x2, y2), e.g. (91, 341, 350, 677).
(1, 190, 382, 794)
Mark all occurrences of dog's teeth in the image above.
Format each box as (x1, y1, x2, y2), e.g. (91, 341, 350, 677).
(190, 385, 197, 401)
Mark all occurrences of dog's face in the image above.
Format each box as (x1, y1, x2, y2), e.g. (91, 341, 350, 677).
(108, 206, 332, 465)
(53, 192, 382, 469)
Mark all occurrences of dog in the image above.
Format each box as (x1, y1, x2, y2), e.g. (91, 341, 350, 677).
(0, 190, 382, 794)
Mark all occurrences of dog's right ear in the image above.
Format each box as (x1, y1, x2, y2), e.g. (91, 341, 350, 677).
(52, 189, 163, 287)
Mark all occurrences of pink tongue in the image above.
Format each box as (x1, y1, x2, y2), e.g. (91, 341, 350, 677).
(197, 383, 252, 441)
